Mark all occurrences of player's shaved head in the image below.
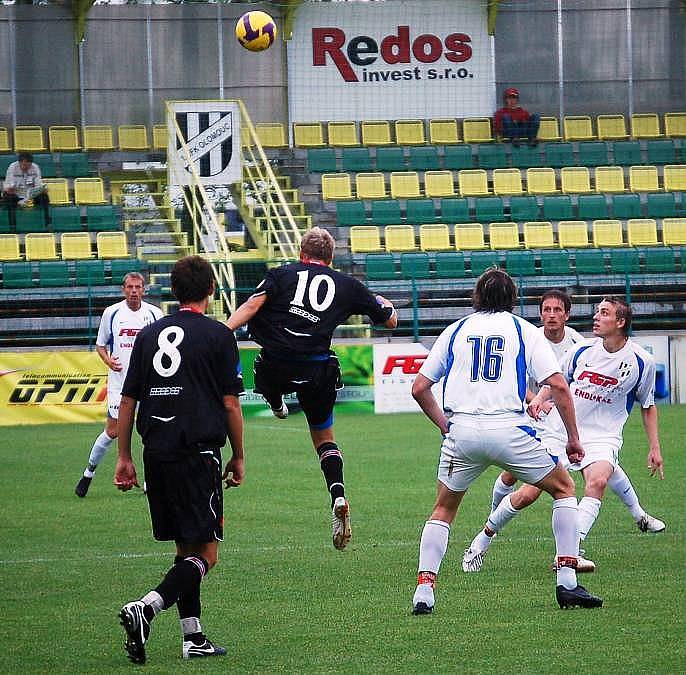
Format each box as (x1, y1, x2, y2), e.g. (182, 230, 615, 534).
(472, 268, 517, 313)
(300, 227, 335, 264)
(172, 255, 214, 303)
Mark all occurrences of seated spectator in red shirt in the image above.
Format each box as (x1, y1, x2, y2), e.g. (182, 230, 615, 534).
(493, 88, 540, 147)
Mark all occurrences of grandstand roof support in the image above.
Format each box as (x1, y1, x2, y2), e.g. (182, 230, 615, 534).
(72, 0, 96, 43)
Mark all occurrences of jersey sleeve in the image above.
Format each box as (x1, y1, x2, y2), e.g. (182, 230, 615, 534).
(525, 325, 561, 385)
(218, 328, 245, 396)
(96, 305, 114, 347)
(418, 326, 452, 382)
(251, 268, 278, 299)
(635, 352, 656, 408)
(120, 334, 144, 400)
(350, 279, 394, 325)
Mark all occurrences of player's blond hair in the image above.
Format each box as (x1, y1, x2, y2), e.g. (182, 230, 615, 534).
(300, 227, 334, 264)
(601, 296, 633, 336)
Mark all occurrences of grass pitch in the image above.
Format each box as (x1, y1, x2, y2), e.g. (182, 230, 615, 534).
(1, 403, 683, 673)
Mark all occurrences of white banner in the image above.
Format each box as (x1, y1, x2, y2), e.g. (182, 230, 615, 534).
(167, 101, 241, 186)
(288, 0, 493, 123)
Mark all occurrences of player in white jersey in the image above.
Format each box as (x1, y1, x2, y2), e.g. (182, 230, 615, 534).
(466, 291, 666, 572)
(411, 270, 602, 614)
(463, 296, 665, 573)
(75, 272, 163, 497)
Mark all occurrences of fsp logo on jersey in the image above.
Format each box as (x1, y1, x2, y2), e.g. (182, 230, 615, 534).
(577, 370, 619, 387)
(119, 328, 141, 337)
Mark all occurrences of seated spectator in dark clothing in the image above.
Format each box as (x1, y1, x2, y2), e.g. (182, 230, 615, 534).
(493, 88, 540, 147)
(2, 151, 50, 227)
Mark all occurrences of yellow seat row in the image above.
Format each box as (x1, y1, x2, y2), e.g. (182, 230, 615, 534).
(349, 218, 686, 253)
(39, 178, 108, 206)
(0, 125, 168, 153)
(322, 165, 686, 200)
(0, 232, 128, 261)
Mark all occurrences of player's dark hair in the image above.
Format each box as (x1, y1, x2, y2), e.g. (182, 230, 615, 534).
(171, 255, 214, 304)
(540, 289, 571, 313)
(300, 227, 334, 264)
(472, 267, 517, 313)
(18, 151, 32, 163)
(601, 296, 632, 336)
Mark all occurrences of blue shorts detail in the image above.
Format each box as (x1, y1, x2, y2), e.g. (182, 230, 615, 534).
(309, 412, 334, 430)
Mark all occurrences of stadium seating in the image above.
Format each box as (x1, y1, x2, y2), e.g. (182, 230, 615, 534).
(542, 195, 573, 220)
(526, 168, 559, 194)
(429, 119, 460, 145)
(328, 121, 359, 147)
(646, 193, 677, 219)
(644, 247, 677, 273)
(50, 206, 82, 232)
(0, 234, 21, 260)
(370, 200, 401, 226)
(2, 261, 33, 287)
(400, 252, 431, 279)
(631, 113, 662, 139)
(510, 145, 543, 168)
(558, 221, 590, 248)
(627, 218, 658, 247)
(470, 250, 499, 275)
(492, 168, 523, 196)
(592, 219, 624, 247)
(609, 248, 640, 274)
(443, 145, 473, 170)
(434, 251, 466, 278)
(395, 120, 426, 145)
(424, 171, 455, 198)
(75, 259, 107, 285)
(458, 169, 490, 197)
(38, 260, 71, 286)
(109, 258, 141, 281)
(48, 126, 80, 151)
(307, 148, 337, 173)
(523, 221, 555, 249)
(43, 178, 70, 205)
(419, 224, 451, 251)
(595, 166, 626, 193)
(563, 116, 595, 141)
(477, 144, 507, 169)
(365, 254, 396, 281)
(664, 112, 686, 138)
(152, 125, 167, 150)
(321, 173, 352, 201)
(612, 140, 642, 166)
(293, 122, 325, 147)
(612, 193, 642, 219)
(408, 146, 440, 171)
(454, 223, 486, 250)
(95, 231, 128, 258)
(406, 199, 436, 224)
(376, 147, 406, 172)
(575, 248, 606, 274)
(341, 148, 373, 172)
(489, 222, 520, 249)
(60, 152, 90, 178)
(384, 224, 416, 252)
(86, 206, 119, 231)
(83, 125, 115, 151)
(538, 117, 562, 142)
(578, 142, 609, 167)
(510, 196, 539, 222)
(118, 125, 149, 151)
(440, 198, 470, 224)
(60, 232, 93, 259)
(578, 195, 609, 220)
(361, 121, 392, 146)
(462, 118, 493, 144)
(540, 249, 571, 275)
(505, 249, 536, 276)
(662, 218, 686, 246)
(629, 165, 659, 192)
(0, 209, 9, 234)
(336, 200, 367, 226)
(390, 172, 420, 199)
(0, 127, 10, 152)
(356, 173, 386, 199)
(254, 123, 287, 148)
(597, 114, 628, 140)
(664, 165, 686, 192)
(25, 232, 58, 260)
(33, 153, 57, 178)
(475, 197, 504, 223)
(74, 178, 107, 205)
(646, 139, 676, 165)
(14, 126, 46, 151)
(350, 226, 382, 253)
(15, 208, 47, 233)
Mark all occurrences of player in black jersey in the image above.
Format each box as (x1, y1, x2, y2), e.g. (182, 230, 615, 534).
(114, 255, 245, 664)
(227, 227, 397, 550)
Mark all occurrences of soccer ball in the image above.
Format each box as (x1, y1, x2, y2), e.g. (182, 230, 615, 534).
(235, 11, 278, 52)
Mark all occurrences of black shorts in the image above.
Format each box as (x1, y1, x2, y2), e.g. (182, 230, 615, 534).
(253, 351, 342, 428)
(144, 448, 224, 544)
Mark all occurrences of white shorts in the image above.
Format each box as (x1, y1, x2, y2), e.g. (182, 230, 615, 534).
(569, 442, 619, 472)
(437, 417, 559, 493)
(107, 381, 122, 419)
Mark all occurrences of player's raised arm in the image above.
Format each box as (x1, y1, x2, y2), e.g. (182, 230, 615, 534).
(226, 292, 268, 331)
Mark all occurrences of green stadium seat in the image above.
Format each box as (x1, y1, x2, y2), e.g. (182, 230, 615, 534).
(511, 145, 543, 168)
(646, 193, 678, 219)
(542, 195, 574, 221)
(0, 209, 10, 234)
(475, 197, 504, 223)
(434, 251, 466, 278)
(0, 155, 14, 176)
(505, 250, 536, 276)
(470, 250, 500, 276)
(574, 249, 606, 274)
(406, 199, 436, 225)
(109, 258, 141, 283)
(400, 252, 431, 279)
(545, 143, 575, 168)
(578, 142, 609, 167)
(578, 195, 609, 220)
(440, 198, 470, 223)
(86, 205, 118, 231)
(408, 146, 440, 171)
(370, 199, 402, 226)
(612, 194, 642, 219)
(307, 148, 337, 173)
(510, 196, 539, 222)
(75, 259, 107, 285)
(612, 141, 642, 166)
(59, 152, 90, 178)
(341, 148, 373, 172)
(610, 248, 641, 274)
(15, 208, 47, 233)
(646, 139, 676, 165)
(443, 145, 473, 170)
(33, 153, 58, 178)
(38, 260, 71, 287)
(477, 144, 507, 169)
(49, 206, 83, 232)
(336, 200, 367, 226)
(365, 253, 396, 281)
(376, 147, 406, 172)
(540, 249, 571, 275)
(643, 247, 677, 273)
(2, 261, 34, 288)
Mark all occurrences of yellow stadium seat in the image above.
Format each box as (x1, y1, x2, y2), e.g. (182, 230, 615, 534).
(629, 165, 659, 192)
(0, 234, 21, 260)
(328, 121, 359, 147)
(153, 125, 167, 150)
(48, 126, 80, 151)
(350, 225, 382, 253)
(43, 178, 70, 205)
(454, 223, 486, 250)
(664, 112, 686, 138)
(492, 168, 523, 196)
(489, 222, 520, 250)
(14, 126, 46, 152)
(255, 123, 287, 148)
(419, 224, 451, 251)
(462, 118, 493, 144)
(458, 169, 489, 197)
(561, 167, 592, 194)
(594, 166, 626, 193)
(662, 218, 686, 245)
(0, 127, 10, 152)
(429, 119, 460, 145)
(385, 224, 416, 252)
(25, 232, 57, 260)
(526, 168, 559, 194)
(631, 113, 662, 139)
(356, 173, 386, 200)
(96, 231, 128, 259)
(83, 125, 115, 151)
(592, 219, 624, 247)
(74, 177, 107, 205)
(60, 232, 93, 259)
(390, 171, 421, 199)
(395, 120, 426, 145)
(321, 173, 353, 201)
(596, 114, 628, 140)
(361, 121, 392, 146)
(563, 116, 595, 141)
(118, 125, 150, 151)
(558, 221, 590, 248)
(424, 171, 456, 198)
(538, 117, 562, 142)
(293, 122, 325, 148)
(627, 219, 658, 247)
(523, 221, 555, 249)
(664, 165, 686, 192)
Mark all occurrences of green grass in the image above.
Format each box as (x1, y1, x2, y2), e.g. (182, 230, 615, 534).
(1, 404, 683, 673)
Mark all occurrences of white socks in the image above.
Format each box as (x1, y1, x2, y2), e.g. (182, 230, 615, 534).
(491, 474, 515, 512)
(552, 497, 579, 590)
(608, 465, 644, 520)
(86, 431, 115, 471)
(417, 520, 450, 574)
(577, 496, 602, 541)
(140, 590, 164, 616)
